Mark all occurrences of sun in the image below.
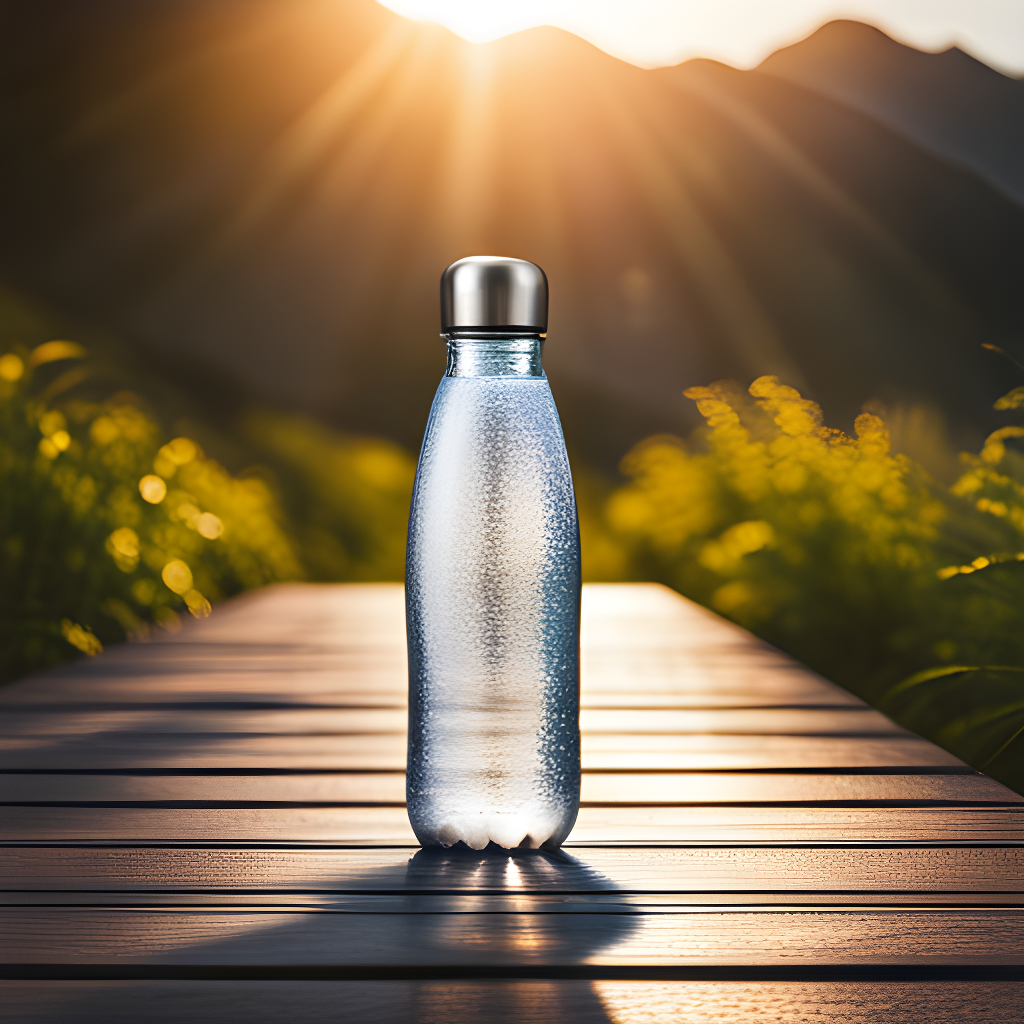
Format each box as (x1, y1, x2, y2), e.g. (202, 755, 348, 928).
(374, 0, 547, 45)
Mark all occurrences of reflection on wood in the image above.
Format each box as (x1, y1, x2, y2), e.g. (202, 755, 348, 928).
(1, 771, 1017, 805)
(4, 846, 1021, 893)
(2, 980, 1021, 1024)
(1, 734, 970, 771)
(1, 583, 1020, 1021)
(3, 907, 1022, 966)
(5, 805, 1022, 843)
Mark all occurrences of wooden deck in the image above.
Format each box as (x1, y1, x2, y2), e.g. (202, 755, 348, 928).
(1, 582, 1021, 1021)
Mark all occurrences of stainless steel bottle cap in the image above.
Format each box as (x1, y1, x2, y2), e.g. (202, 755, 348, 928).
(441, 256, 548, 334)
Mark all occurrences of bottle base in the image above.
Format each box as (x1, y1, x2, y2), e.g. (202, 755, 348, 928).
(411, 808, 578, 851)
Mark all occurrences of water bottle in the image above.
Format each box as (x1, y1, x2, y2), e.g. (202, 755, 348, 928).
(406, 256, 581, 851)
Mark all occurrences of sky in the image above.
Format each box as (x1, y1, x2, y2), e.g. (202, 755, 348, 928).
(376, 0, 1024, 75)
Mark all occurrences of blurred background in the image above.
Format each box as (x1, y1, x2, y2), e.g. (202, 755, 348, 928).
(2, 0, 1022, 790)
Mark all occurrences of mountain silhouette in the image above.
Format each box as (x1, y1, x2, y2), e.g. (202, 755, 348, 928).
(1, 0, 1021, 470)
(759, 19, 1024, 207)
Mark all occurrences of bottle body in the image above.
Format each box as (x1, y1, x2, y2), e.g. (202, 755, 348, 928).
(406, 337, 581, 850)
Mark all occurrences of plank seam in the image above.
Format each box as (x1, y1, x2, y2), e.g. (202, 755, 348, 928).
(2, 965, 1021, 982)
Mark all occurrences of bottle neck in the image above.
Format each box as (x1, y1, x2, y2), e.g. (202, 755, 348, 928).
(444, 335, 544, 378)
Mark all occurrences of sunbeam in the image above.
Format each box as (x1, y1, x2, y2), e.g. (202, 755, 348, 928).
(3, 0, 1019, 464)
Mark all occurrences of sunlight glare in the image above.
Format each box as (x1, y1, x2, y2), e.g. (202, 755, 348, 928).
(375, 0, 541, 44)
(375, 0, 1024, 74)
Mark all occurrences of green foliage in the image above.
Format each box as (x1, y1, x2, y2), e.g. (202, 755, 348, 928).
(2, 272, 1020, 794)
(601, 375, 1024, 794)
(0, 282, 421, 684)
(0, 342, 303, 682)
(239, 410, 416, 582)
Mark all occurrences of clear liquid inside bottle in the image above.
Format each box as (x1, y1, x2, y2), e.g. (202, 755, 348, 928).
(406, 335, 581, 850)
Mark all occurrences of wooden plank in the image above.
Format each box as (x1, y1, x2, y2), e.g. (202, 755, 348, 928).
(0, 584, 864, 716)
(0, 733, 414, 771)
(580, 690, 864, 708)
(2, 688, 863, 710)
(2, 772, 1016, 805)
(7, 891, 1022, 909)
(3, 980, 1020, 1024)
(3, 806, 1021, 844)
(592, 981, 1024, 1020)
(580, 708, 904, 735)
(580, 656, 861, 701)
(0, 734, 968, 771)
(137, 584, 409, 647)
(1, 649, 857, 707)
(578, 734, 968, 769)
(1, 687, 407, 709)
(0, 708, 409, 736)
(5, 846, 1020, 893)
(2, 906, 1021, 966)
(2, 581, 1019, 1015)
(0, 706, 906, 739)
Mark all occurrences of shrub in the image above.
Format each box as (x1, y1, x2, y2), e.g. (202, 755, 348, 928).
(0, 342, 302, 682)
(239, 410, 415, 582)
(605, 375, 1024, 793)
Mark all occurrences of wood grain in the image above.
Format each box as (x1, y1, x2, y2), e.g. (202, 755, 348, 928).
(8, 891, 1022, 909)
(2, 907, 1021, 966)
(4, 806, 1021, 844)
(4, 846, 1020, 893)
(0, 733, 968, 771)
(2, 772, 1016, 805)
(0, 707, 905, 739)
(2, 981, 1021, 1024)
(1, 582, 1020, 1009)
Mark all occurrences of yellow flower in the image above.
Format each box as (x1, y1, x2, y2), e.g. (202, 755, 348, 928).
(90, 416, 120, 445)
(0, 353, 24, 381)
(699, 520, 775, 573)
(60, 619, 103, 656)
(161, 559, 193, 595)
(196, 512, 223, 539)
(38, 438, 59, 460)
(39, 410, 67, 437)
(154, 437, 198, 478)
(105, 528, 140, 572)
(139, 475, 167, 504)
(183, 589, 212, 618)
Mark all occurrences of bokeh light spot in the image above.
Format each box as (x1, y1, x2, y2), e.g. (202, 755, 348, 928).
(184, 588, 212, 618)
(39, 410, 67, 437)
(176, 502, 201, 526)
(162, 559, 194, 595)
(196, 512, 224, 539)
(38, 438, 59, 460)
(60, 619, 103, 656)
(90, 416, 120, 445)
(163, 437, 198, 465)
(106, 528, 141, 572)
(0, 353, 24, 381)
(139, 474, 167, 504)
(155, 437, 198, 478)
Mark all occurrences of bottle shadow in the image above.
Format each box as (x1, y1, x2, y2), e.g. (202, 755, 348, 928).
(30, 845, 637, 1023)
(401, 842, 639, 956)
(396, 843, 638, 1022)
